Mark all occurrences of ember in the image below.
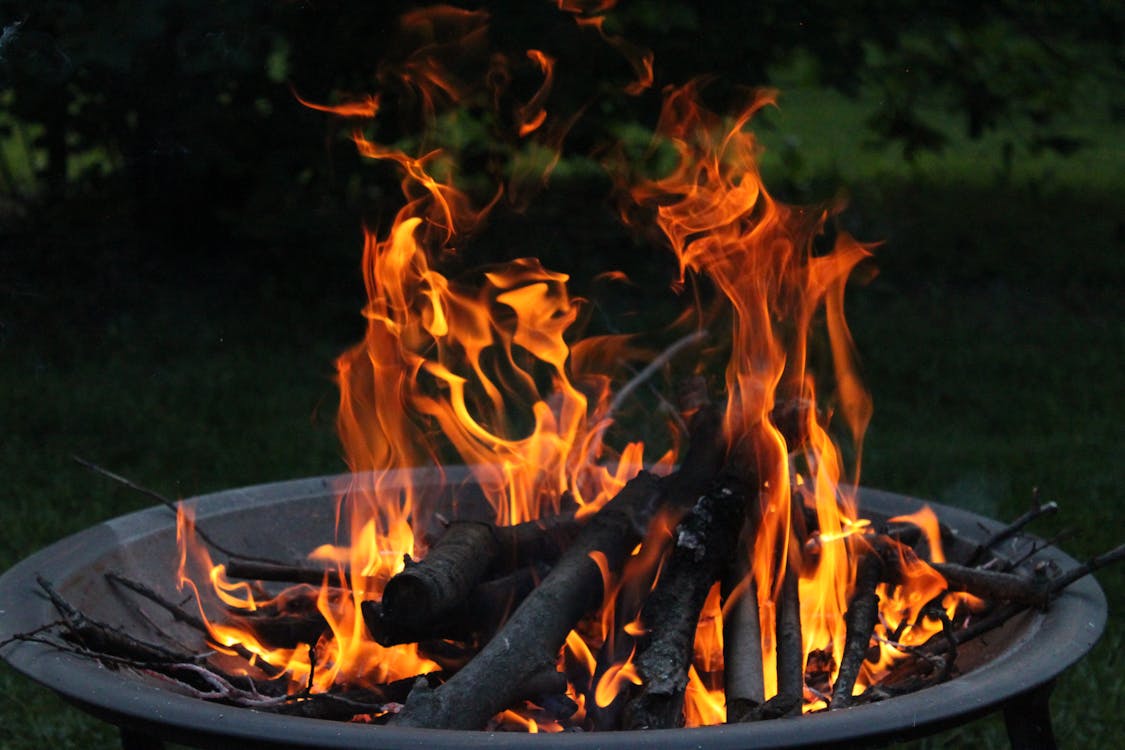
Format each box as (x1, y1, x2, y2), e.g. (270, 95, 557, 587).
(1, 1, 1120, 744)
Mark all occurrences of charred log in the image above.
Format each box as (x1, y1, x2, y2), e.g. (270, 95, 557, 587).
(224, 560, 346, 589)
(362, 564, 545, 647)
(625, 480, 747, 729)
(389, 470, 665, 729)
(830, 549, 885, 709)
(380, 514, 583, 630)
(931, 562, 1048, 608)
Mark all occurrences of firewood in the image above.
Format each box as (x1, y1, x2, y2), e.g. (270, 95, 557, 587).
(722, 536, 764, 723)
(771, 564, 805, 718)
(388, 470, 664, 729)
(382, 521, 499, 628)
(105, 571, 292, 675)
(721, 477, 772, 723)
(224, 559, 346, 588)
(830, 548, 885, 709)
(36, 576, 200, 665)
(391, 406, 724, 729)
(931, 562, 1048, 608)
(361, 564, 545, 646)
(380, 515, 582, 630)
(268, 672, 445, 720)
(965, 496, 1059, 567)
(625, 479, 747, 729)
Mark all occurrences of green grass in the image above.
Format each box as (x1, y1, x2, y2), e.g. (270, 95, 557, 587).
(2, 84, 1122, 748)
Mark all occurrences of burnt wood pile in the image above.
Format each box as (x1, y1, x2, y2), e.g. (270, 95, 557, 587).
(4, 439, 1122, 732)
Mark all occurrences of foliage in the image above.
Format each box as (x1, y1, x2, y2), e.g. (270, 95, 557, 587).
(0, 0, 1120, 227)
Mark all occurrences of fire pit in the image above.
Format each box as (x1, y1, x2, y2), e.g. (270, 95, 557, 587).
(3, 6, 1118, 748)
(0, 470, 1107, 749)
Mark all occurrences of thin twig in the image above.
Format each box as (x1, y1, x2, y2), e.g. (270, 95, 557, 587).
(966, 498, 1058, 567)
(73, 455, 283, 565)
(1047, 543, 1125, 595)
(606, 330, 708, 420)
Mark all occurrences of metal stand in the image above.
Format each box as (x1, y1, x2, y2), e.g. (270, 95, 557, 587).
(1003, 680, 1057, 750)
(120, 727, 165, 750)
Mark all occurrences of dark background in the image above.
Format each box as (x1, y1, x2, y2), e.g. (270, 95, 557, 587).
(1, 1, 1122, 746)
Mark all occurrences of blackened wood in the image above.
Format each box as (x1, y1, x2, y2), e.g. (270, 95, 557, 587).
(830, 550, 885, 709)
(489, 514, 584, 571)
(745, 563, 804, 721)
(36, 576, 198, 665)
(224, 559, 346, 589)
(231, 610, 327, 650)
(269, 672, 445, 720)
(625, 480, 747, 729)
(723, 579, 764, 722)
(104, 571, 286, 676)
(381, 515, 583, 630)
(381, 522, 499, 628)
(932, 562, 1048, 608)
(390, 470, 665, 729)
(361, 565, 544, 646)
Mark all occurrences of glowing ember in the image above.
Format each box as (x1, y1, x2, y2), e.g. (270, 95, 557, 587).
(174, 2, 978, 730)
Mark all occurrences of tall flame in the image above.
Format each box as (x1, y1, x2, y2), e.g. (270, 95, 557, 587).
(173, 4, 971, 729)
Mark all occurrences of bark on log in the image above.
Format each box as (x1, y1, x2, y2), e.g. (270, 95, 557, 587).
(625, 480, 747, 729)
(931, 562, 1048, 608)
(830, 549, 885, 709)
(771, 564, 805, 718)
(224, 559, 346, 589)
(381, 522, 499, 628)
(380, 515, 583, 629)
(744, 563, 804, 721)
(391, 404, 724, 729)
(722, 536, 765, 723)
(362, 565, 545, 646)
(390, 470, 664, 729)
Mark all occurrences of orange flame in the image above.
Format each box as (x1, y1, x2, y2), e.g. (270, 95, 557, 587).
(173, 7, 968, 730)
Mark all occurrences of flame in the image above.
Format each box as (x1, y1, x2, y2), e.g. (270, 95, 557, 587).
(172, 6, 969, 730)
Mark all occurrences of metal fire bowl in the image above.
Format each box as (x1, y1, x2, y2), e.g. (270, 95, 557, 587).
(0, 469, 1107, 749)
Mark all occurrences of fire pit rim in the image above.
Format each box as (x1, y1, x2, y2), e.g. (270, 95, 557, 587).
(0, 470, 1107, 749)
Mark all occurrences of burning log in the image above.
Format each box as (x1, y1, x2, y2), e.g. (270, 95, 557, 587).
(625, 479, 748, 729)
(224, 559, 346, 589)
(722, 542, 764, 722)
(392, 406, 724, 729)
(380, 515, 582, 629)
(390, 470, 664, 729)
(768, 565, 805, 719)
(830, 548, 885, 709)
(361, 564, 545, 646)
(931, 563, 1048, 608)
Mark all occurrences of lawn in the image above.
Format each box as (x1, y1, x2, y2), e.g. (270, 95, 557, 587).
(1, 81, 1121, 748)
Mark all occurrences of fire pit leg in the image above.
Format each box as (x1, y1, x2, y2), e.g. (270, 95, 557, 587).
(1002, 680, 1057, 750)
(119, 727, 165, 750)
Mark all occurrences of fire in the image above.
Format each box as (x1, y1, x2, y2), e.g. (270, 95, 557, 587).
(173, 3, 968, 730)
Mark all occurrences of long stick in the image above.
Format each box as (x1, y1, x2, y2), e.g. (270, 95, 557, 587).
(722, 548, 764, 723)
(830, 549, 884, 709)
(73, 456, 281, 565)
